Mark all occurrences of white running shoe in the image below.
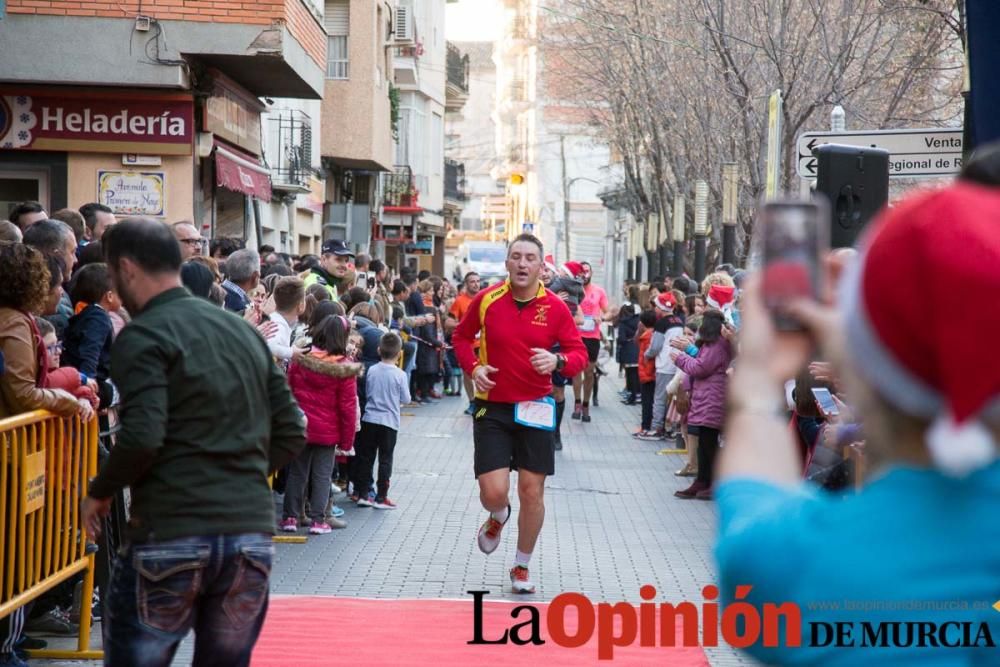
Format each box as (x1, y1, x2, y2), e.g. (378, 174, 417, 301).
(509, 566, 536, 594)
(476, 506, 509, 555)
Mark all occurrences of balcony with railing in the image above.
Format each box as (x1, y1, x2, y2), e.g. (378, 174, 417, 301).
(381, 165, 421, 213)
(394, 42, 423, 87)
(510, 77, 529, 103)
(445, 42, 470, 111)
(266, 109, 313, 193)
(511, 16, 532, 41)
(444, 159, 466, 203)
(507, 143, 526, 168)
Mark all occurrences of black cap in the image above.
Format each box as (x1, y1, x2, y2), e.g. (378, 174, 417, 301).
(321, 239, 355, 257)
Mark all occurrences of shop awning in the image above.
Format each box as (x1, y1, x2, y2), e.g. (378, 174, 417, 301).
(215, 143, 272, 201)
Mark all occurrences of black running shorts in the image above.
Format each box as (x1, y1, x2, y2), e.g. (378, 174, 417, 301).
(473, 400, 555, 477)
(583, 338, 601, 363)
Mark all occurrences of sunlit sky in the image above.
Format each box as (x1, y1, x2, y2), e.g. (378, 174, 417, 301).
(446, 0, 500, 42)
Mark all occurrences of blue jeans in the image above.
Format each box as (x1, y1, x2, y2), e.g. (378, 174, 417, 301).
(103, 533, 273, 667)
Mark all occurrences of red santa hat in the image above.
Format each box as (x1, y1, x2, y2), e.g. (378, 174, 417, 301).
(841, 182, 1000, 475)
(654, 291, 677, 312)
(706, 284, 736, 310)
(544, 254, 558, 274)
(560, 261, 584, 279)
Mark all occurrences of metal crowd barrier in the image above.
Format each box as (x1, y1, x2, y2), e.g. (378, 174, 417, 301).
(0, 410, 102, 660)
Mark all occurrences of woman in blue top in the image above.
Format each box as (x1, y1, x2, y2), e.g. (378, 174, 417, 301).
(715, 183, 1000, 666)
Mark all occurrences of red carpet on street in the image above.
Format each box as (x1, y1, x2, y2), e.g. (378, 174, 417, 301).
(252, 596, 710, 666)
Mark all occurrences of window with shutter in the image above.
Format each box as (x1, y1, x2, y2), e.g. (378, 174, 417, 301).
(325, 1, 350, 79)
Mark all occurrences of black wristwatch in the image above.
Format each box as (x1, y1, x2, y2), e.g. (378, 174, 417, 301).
(555, 354, 567, 372)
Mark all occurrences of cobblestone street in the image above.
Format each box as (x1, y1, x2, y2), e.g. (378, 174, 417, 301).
(267, 372, 752, 666)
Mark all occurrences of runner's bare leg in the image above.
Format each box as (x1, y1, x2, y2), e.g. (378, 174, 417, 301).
(478, 468, 511, 514)
(516, 470, 546, 554)
(583, 362, 596, 402)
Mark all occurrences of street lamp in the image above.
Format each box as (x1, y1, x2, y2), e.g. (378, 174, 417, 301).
(694, 180, 709, 282)
(721, 163, 738, 266)
(672, 197, 685, 277)
(830, 105, 846, 133)
(563, 175, 601, 262)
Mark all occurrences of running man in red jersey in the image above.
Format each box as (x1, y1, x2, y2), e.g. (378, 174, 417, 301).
(453, 234, 588, 594)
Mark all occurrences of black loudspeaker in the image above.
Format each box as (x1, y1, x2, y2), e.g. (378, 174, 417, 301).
(814, 144, 890, 248)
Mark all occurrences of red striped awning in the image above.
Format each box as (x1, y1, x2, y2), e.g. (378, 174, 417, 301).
(215, 143, 271, 201)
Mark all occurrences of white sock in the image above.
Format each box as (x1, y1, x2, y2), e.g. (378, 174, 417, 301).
(514, 549, 532, 568)
(490, 505, 510, 523)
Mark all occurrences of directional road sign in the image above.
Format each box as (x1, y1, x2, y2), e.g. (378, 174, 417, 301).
(796, 128, 963, 179)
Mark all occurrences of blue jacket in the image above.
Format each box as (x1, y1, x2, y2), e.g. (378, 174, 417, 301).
(222, 281, 250, 314)
(616, 303, 640, 365)
(62, 303, 113, 382)
(353, 316, 383, 370)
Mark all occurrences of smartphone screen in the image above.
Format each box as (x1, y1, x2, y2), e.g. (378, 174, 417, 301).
(368, 277, 377, 289)
(811, 387, 839, 417)
(759, 199, 826, 330)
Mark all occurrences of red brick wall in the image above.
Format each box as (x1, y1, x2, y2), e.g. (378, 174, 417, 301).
(8, 0, 325, 68)
(284, 0, 326, 69)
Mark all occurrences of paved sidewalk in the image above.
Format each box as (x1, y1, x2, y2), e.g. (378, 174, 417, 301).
(37, 372, 754, 666)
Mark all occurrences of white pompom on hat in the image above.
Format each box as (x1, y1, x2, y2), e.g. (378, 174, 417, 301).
(840, 182, 1000, 475)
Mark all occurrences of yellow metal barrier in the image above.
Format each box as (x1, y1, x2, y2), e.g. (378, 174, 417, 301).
(0, 410, 102, 660)
(267, 474, 307, 544)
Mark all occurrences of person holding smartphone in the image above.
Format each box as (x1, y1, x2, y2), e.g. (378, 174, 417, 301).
(714, 184, 1000, 664)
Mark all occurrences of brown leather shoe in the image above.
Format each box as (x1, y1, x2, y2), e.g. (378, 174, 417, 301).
(674, 480, 707, 499)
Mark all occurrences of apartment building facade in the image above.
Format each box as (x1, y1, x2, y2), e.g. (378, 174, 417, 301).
(319, 0, 397, 255)
(493, 0, 539, 244)
(445, 41, 499, 234)
(0, 0, 326, 251)
(376, 0, 454, 274)
(492, 0, 614, 286)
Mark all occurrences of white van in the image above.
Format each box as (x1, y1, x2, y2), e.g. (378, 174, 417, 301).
(453, 241, 508, 284)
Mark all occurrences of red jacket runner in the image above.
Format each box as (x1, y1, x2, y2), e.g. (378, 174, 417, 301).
(453, 279, 588, 403)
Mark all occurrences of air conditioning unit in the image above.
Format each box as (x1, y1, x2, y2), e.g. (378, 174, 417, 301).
(394, 4, 414, 44)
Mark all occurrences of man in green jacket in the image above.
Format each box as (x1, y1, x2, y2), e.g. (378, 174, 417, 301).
(82, 218, 306, 667)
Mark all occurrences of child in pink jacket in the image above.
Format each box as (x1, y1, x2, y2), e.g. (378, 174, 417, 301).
(281, 315, 362, 534)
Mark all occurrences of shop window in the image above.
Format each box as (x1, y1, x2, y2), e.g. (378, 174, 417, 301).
(0, 169, 49, 218)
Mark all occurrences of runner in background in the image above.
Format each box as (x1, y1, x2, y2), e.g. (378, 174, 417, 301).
(449, 272, 481, 415)
(572, 261, 612, 423)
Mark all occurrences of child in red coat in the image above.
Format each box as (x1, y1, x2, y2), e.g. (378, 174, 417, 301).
(282, 314, 362, 534)
(635, 310, 658, 436)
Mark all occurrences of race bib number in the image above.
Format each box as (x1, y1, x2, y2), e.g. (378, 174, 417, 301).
(514, 397, 557, 431)
(580, 316, 597, 332)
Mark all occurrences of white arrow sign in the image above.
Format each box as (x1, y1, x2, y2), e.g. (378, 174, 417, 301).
(796, 128, 963, 179)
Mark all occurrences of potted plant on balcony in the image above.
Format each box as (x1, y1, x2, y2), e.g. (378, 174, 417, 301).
(384, 178, 405, 206)
(400, 184, 418, 207)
